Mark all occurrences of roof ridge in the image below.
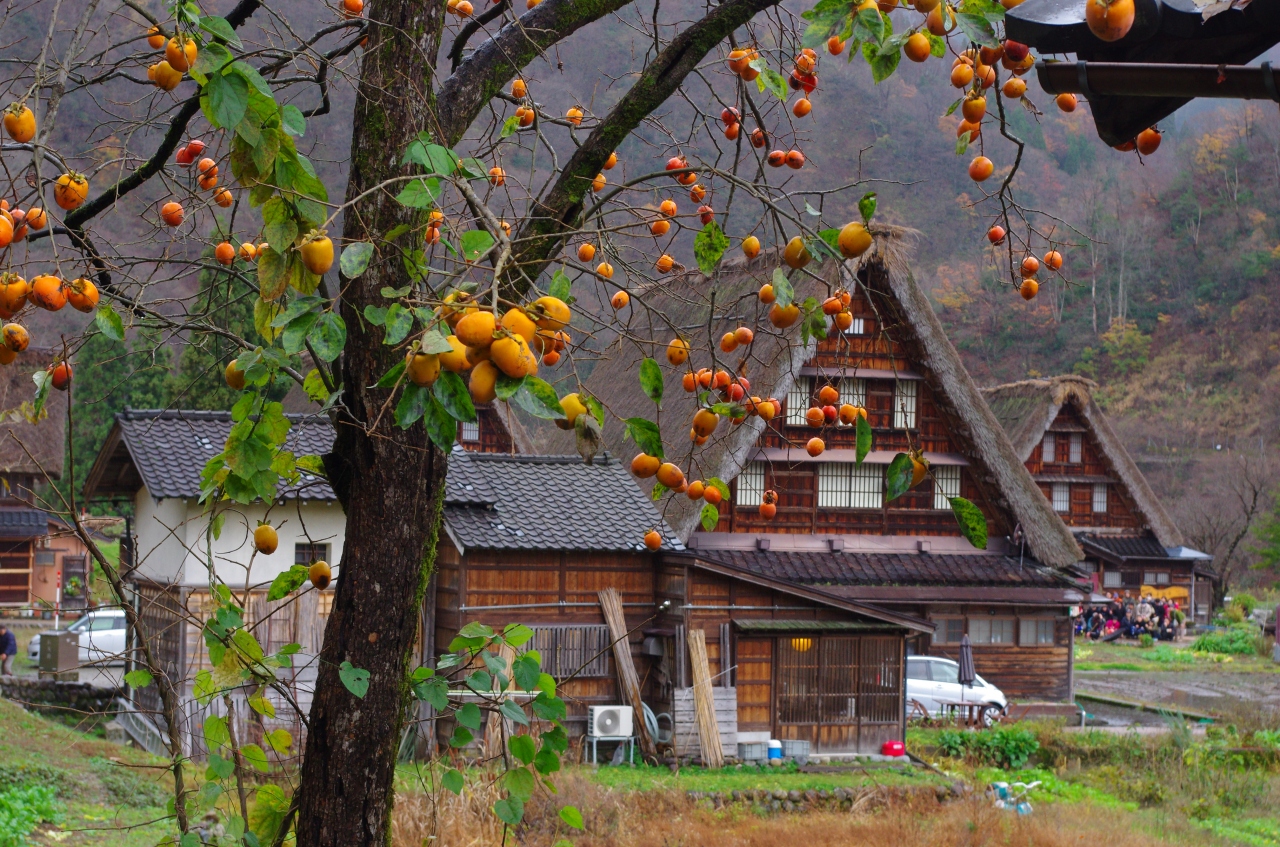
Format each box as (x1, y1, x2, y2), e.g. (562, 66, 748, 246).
(119, 408, 333, 424)
(458, 451, 615, 466)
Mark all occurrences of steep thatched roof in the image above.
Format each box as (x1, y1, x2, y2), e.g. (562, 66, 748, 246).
(0, 349, 66, 480)
(982, 375, 1182, 547)
(518, 228, 1083, 568)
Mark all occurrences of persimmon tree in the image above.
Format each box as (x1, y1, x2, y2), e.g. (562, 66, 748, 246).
(0, 0, 1164, 841)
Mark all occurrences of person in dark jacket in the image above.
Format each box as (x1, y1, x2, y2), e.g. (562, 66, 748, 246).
(0, 624, 17, 676)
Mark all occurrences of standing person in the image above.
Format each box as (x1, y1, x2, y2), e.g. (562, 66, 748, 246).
(0, 624, 17, 676)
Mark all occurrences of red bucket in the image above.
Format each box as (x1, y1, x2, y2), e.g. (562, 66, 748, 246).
(881, 740, 905, 757)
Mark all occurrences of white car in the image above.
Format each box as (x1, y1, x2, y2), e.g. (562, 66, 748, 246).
(28, 608, 128, 666)
(907, 655, 1007, 726)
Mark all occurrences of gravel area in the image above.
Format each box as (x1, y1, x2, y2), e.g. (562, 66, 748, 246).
(1077, 670, 1280, 716)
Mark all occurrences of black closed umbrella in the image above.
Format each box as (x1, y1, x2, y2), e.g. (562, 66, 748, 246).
(958, 634, 976, 696)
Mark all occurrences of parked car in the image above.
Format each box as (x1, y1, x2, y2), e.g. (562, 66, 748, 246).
(27, 608, 128, 666)
(906, 655, 1007, 726)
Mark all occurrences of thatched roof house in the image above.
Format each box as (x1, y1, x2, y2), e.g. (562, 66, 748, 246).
(0, 349, 66, 481)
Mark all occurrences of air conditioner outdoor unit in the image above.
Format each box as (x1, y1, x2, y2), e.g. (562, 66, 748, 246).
(587, 705, 634, 737)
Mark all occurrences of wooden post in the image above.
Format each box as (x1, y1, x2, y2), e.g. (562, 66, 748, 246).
(687, 629, 724, 768)
(598, 587, 656, 759)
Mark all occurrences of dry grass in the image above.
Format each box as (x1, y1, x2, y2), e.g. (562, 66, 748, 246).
(392, 770, 1203, 847)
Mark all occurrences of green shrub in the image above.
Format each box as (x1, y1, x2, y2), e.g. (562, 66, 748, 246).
(0, 784, 62, 847)
(1138, 634, 1154, 649)
(932, 726, 1040, 769)
(0, 765, 74, 799)
(1191, 627, 1258, 655)
(1232, 593, 1259, 616)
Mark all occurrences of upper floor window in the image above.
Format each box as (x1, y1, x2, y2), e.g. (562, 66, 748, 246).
(1069, 433, 1083, 463)
(932, 465, 960, 510)
(839, 377, 866, 408)
(1051, 483, 1070, 513)
(737, 462, 766, 507)
(844, 317, 866, 336)
(817, 463, 883, 509)
(1102, 571, 1123, 588)
(1041, 433, 1056, 463)
(459, 420, 480, 442)
(1092, 483, 1108, 513)
(295, 542, 330, 565)
(785, 377, 812, 426)
(893, 380, 917, 429)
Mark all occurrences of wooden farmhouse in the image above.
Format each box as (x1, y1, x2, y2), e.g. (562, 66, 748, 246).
(521, 230, 1091, 729)
(981, 376, 1214, 621)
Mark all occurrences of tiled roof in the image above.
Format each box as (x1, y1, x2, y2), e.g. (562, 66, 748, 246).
(0, 507, 50, 538)
(694, 548, 1068, 588)
(1080, 533, 1169, 560)
(443, 450, 682, 552)
(115, 410, 337, 500)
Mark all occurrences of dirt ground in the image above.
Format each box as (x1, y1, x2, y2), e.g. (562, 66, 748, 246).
(1077, 670, 1280, 714)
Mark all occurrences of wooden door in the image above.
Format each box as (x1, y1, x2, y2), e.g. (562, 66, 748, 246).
(735, 637, 773, 732)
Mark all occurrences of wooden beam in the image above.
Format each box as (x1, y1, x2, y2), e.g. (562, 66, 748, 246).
(597, 587, 656, 759)
(687, 629, 724, 768)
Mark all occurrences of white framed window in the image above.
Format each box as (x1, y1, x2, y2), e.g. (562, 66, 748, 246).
(1092, 483, 1107, 513)
(893, 380, 917, 429)
(1069, 433, 1083, 463)
(737, 462, 765, 506)
(1051, 483, 1070, 513)
(969, 617, 1015, 644)
(838, 378, 866, 408)
(1143, 572, 1170, 585)
(1019, 619, 1056, 646)
(1041, 433, 1056, 463)
(459, 420, 480, 442)
(785, 377, 812, 426)
(1102, 571, 1122, 588)
(844, 317, 866, 335)
(817, 463, 882, 509)
(932, 618, 965, 644)
(932, 465, 960, 510)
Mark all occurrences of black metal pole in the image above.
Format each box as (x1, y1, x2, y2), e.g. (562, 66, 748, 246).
(1037, 60, 1280, 102)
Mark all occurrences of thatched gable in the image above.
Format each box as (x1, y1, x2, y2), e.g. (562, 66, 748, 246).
(517, 228, 1083, 569)
(982, 375, 1182, 548)
(0, 349, 66, 480)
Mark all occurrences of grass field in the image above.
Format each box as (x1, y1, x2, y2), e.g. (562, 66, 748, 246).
(1073, 640, 1279, 673)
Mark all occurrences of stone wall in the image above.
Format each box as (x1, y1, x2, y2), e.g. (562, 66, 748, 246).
(1, 678, 123, 726)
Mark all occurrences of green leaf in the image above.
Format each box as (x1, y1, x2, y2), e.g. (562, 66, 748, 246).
(816, 228, 842, 259)
(771, 268, 794, 309)
(207, 71, 250, 130)
(450, 726, 474, 748)
(281, 104, 306, 137)
(622, 417, 663, 460)
(257, 247, 289, 300)
(267, 565, 309, 601)
(956, 13, 999, 47)
(402, 137, 458, 175)
(705, 477, 731, 500)
(639, 357, 664, 404)
(434, 371, 477, 422)
(339, 661, 370, 699)
(926, 30, 946, 57)
(855, 414, 872, 463)
(204, 715, 230, 749)
(303, 368, 331, 403)
(383, 304, 413, 345)
(509, 734, 537, 765)
(758, 67, 789, 100)
(560, 806, 585, 830)
(500, 698, 530, 725)
(262, 197, 299, 253)
(206, 753, 236, 780)
(376, 360, 407, 389)
(867, 42, 900, 83)
(859, 192, 878, 224)
(885, 452, 914, 502)
(494, 796, 524, 826)
(265, 728, 293, 753)
(308, 312, 346, 362)
(501, 116, 520, 138)
(248, 695, 275, 718)
(944, 97, 963, 117)
(458, 157, 487, 180)
(124, 669, 153, 688)
(395, 383, 430, 428)
(693, 219, 729, 276)
(95, 304, 125, 342)
(495, 373, 525, 401)
(396, 177, 441, 208)
(191, 42, 233, 82)
(422, 394, 460, 449)
(456, 702, 483, 730)
(505, 767, 536, 801)
(460, 230, 496, 262)
(340, 242, 374, 279)
(512, 377, 566, 419)
(950, 496, 988, 550)
(443, 769, 465, 794)
(956, 130, 971, 156)
(548, 269, 572, 301)
(699, 503, 720, 532)
(240, 743, 269, 773)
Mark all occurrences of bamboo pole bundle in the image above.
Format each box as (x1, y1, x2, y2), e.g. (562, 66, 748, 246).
(687, 629, 723, 768)
(598, 587, 656, 758)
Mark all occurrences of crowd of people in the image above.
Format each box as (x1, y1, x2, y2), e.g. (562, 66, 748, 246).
(1077, 594, 1184, 641)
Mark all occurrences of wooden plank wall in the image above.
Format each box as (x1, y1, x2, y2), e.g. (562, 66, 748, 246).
(672, 687, 737, 757)
(1025, 405, 1142, 530)
(919, 607, 1072, 701)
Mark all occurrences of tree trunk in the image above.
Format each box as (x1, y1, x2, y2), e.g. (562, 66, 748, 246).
(294, 0, 447, 841)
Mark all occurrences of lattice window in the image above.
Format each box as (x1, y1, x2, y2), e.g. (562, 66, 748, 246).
(459, 420, 480, 442)
(1051, 483, 1070, 513)
(969, 617, 1015, 644)
(1092, 483, 1108, 513)
(529, 625, 610, 678)
(785, 377, 812, 426)
(844, 317, 866, 336)
(294, 543, 330, 565)
(817, 463, 882, 509)
(932, 465, 960, 510)
(1019, 619, 1056, 646)
(1069, 433, 1083, 463)
(893, 380, 917, 429)
(1143, 572, 1170, 585)
(1042, 433, 1056, 463)
(932, 618, 965, 644)
(838, 378, 866, 408)
(737, 462, 765, 506)
(1103, 571, 1122, 588)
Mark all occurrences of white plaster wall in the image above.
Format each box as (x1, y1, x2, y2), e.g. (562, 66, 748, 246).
(132, 485, 190, 584)
(133, 490, 345, 588)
